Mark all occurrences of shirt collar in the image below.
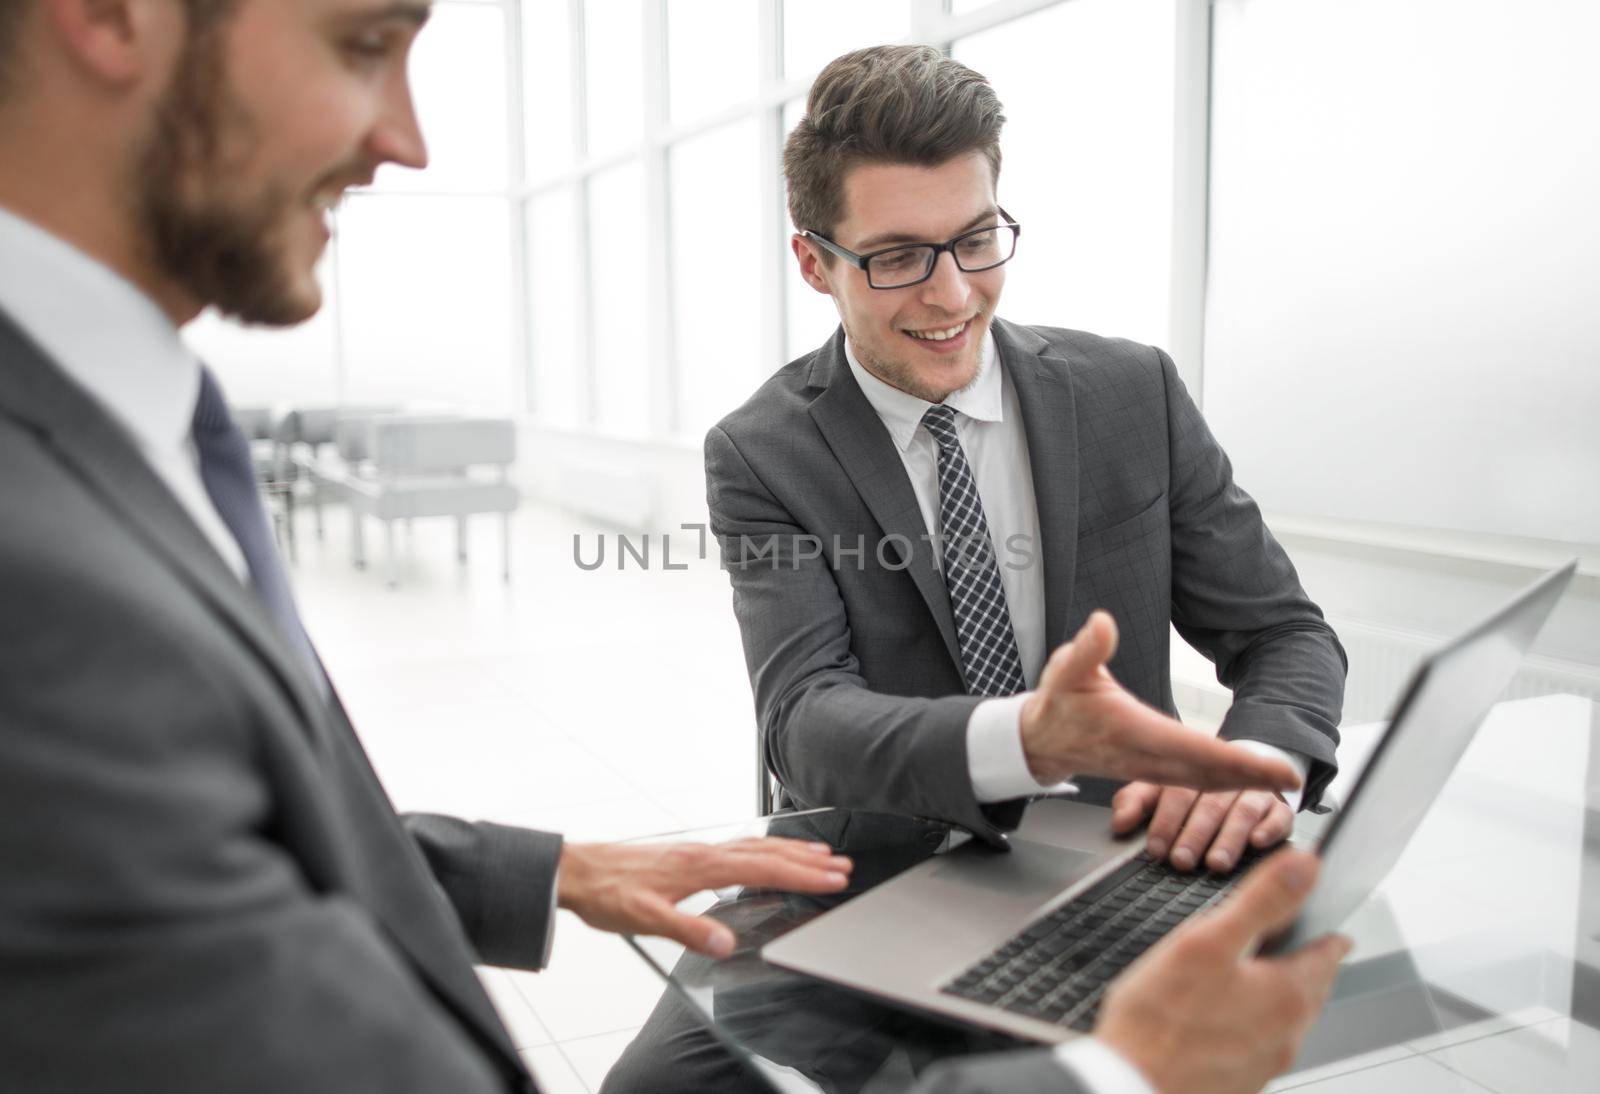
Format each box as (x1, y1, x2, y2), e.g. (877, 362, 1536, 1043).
(844, 329, 1004, 452)
(0, 204, 201, 454)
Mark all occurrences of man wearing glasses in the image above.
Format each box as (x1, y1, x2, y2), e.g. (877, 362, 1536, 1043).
(608, 43, 1355, 1094)
(706, 45, 1346, 915)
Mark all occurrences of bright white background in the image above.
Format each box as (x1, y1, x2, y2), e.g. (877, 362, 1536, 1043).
(188, 0, 1185, 443)
(184, 0, 1598, 561)
(1205, 0, 1600, 546)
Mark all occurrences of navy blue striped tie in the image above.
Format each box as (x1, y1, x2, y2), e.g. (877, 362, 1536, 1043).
(191, 367, 324, 694)
(922, 404, 1028, 697)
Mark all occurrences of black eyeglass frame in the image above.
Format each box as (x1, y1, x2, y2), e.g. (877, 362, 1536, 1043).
(801, 208, 1021, 289)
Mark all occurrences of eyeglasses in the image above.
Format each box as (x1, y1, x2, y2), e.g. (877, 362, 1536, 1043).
(801, 209, 1021, 289)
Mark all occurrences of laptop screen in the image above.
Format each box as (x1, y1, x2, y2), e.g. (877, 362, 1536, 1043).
(1275, 560, 1576, 949)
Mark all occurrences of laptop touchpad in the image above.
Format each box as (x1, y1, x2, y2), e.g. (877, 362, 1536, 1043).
(928, 838, 1101, 906)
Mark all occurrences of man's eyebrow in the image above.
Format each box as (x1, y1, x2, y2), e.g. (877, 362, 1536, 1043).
(333, 1, 433, 29)
(854, 207, 998, 251)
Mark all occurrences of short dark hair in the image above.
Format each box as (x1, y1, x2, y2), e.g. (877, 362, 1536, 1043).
(783, 44, 1006, 242)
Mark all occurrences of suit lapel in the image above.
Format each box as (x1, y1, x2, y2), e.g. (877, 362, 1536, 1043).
(993, 319, 1080, 648)
(0, 308, 333, 744)
(806, 331, 964, 672)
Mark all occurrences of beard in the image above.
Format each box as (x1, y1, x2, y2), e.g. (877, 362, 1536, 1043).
(131, 2, 320, 327)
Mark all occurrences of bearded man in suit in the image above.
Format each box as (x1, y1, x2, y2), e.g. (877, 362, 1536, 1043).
(0, 2, 851, 1090)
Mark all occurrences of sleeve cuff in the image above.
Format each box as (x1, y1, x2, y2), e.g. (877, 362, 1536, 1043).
(966, 692, 1078, 803)
(1230, 739, 1312, 812)
(464, 822, 564, 971)
(1054, 1037, 1157, 1094)
(541, 862, 560, 966)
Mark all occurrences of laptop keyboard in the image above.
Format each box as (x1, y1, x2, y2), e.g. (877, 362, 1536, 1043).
(939, 848, 1261, 1032)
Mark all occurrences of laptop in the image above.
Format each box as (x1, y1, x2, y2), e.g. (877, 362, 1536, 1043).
(762, 561, 1578, 1044)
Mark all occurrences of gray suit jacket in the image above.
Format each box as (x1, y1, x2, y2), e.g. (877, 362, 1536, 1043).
(707, 320, 1346, 847)
(0, 309, 555, 1092)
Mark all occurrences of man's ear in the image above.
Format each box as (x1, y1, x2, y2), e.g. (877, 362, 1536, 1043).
(45, 0, 179, 88)
(791, 234, 834, 297)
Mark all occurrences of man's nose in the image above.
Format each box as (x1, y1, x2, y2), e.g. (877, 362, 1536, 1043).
(917, 250, 972, 314)
(369, 72, 430, 172)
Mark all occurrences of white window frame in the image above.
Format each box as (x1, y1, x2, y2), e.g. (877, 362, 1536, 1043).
(512, 0, 1212, 437)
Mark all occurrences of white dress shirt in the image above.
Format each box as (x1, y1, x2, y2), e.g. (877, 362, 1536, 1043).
(0, 205, 247, 581)
(844, 332, 1309, 810)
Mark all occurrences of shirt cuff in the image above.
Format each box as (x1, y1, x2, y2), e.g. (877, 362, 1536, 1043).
(1054, 1037, 1156, 1094)
(1230, 739, 1312, 812)
(966, 692, 1078, 803)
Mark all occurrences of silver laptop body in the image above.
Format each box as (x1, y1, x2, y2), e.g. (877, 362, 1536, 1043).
(762, 561, 1577, 1044)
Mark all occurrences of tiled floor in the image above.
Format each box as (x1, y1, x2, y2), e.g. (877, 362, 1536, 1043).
(1268, 1008, 1600, 1093)
(290, 502, 757, 1091)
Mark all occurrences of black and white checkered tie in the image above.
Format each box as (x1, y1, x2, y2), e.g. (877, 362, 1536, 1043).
(921, 404, 1027, 697)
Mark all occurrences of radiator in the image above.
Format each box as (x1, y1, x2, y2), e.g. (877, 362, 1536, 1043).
(540, 457, 655, 531)
(1332, 618, 1600, 724)
(1170, 619, 1600, 728)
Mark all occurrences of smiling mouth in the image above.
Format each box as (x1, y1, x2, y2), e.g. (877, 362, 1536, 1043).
(903, 318, 974, 343)
(308, 185, 349, 219)
(306, 171, 375, 227)
(305, 191, 340, 238)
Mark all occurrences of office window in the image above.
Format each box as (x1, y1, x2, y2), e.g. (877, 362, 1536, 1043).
(377, 0, 508, 194)
(181, 0, 1201, 456)
(1204, 0, 1600, 543)
(527, 187, 584, 426)
(783, 0, 908, 82)
(954, 0, 1174, 349)
(523, 0, 575, 180)
(671, 120, 763, 438)
(584, 0, 645, 157)
(667, 0, 759, 124)
(587, 162, 652, 434)
(335, 196, 515, 410)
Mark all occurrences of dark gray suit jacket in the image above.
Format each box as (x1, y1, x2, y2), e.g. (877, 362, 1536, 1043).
(0, 309, 556, 1092)
(707, 320, 1345, 847)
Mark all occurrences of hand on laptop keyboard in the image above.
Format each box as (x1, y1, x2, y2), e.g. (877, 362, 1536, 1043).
(1093, 848, 1350, 1094)
(1113, 781, 1293, 874)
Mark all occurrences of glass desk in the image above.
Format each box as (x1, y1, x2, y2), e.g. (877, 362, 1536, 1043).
(623, 696, 1600, 1092)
